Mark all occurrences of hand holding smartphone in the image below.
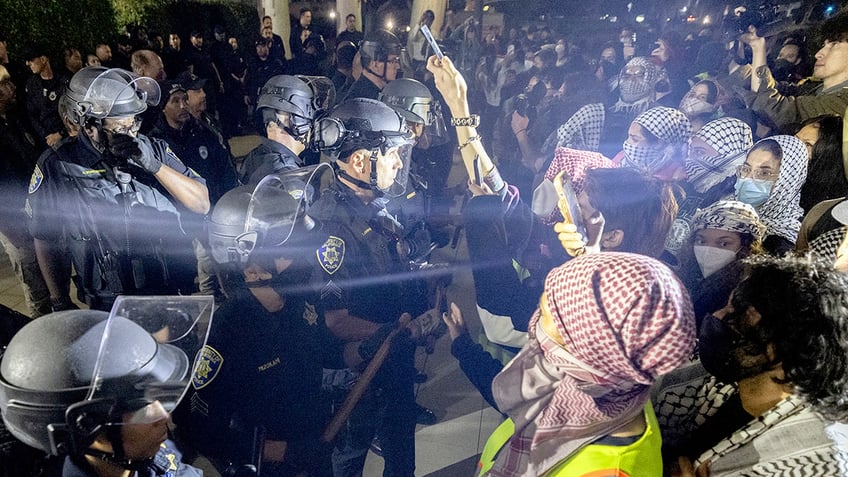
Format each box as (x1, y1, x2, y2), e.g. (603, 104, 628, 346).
(553, 171, 588, 251)
(420, 25, 443, 60)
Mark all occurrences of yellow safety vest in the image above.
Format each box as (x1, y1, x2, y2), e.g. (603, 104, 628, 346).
(478, 403, 663, 477)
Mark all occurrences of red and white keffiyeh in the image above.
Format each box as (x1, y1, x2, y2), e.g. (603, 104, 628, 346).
(489, 252, 696, 476)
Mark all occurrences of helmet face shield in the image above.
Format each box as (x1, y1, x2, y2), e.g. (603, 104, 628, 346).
(86, 295, 214, 419)
(246, 163, 334, 248)
(80, 68, 160, 119)
(379, 139, 414, 197)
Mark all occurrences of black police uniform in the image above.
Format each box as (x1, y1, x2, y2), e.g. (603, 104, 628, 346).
(150, 116, 238, 204)
(62, 441, 202, 477)
(180, 278, 333, 476)
(309, 178, 418, 477)
(24, 73, 67, 141)
(26, 134, 204, 310)
(238, 137, 303, 185)
(342, 74, 381, 102)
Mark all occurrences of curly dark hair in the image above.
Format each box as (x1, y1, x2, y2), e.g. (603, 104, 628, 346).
(732, 254, 848, 420)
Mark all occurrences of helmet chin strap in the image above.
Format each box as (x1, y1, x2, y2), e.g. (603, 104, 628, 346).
(336, 150, 385, 197)
(365, 62, 389, 84)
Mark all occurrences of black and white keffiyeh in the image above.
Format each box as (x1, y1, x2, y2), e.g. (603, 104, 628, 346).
(545, 103, 605, 153)
(691, 200, 765, 241)
(809, 226, 847, 262)
(611, 57, 662, 116)
(621, 106, 692, 173)
(686, 118, 753, 194)
(748, 135, 808, 245)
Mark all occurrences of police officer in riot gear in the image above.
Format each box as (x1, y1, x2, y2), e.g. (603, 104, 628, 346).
(312, 98, 441, 476)
(27, 67, 210, 312)
(178, 166, 336, 476)
(0, 296, 213, 477)
(238, 74, 334, 184)
(344, 30, 406, 101)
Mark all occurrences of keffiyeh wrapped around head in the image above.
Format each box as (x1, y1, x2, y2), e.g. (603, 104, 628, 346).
(691, 200, 765, 240)
(621, 106, 692, 173)
(686, 118, 753, 193)
(746, 135, 808, 244)
(532, 147, 616, 225)
(489, 252, 695, 476)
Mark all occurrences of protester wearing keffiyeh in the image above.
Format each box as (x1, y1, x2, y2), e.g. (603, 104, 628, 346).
(621, 106, 692, 178)
(486, 252, 696, 476)
(686, 118, 754, 194)
(736, 135, 808, 250)
(532, 147, 617, 226)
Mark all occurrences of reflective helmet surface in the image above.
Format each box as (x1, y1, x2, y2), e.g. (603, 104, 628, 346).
(256, 75, 315, 133)
(359, 29, 402, 63)
(0, 308, 191, 455)
(64, 67, 160, 123)
(379, 78, 433, 126)
(316, 97, 413, 156)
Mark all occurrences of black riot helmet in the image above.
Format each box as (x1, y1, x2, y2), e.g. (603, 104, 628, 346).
(359, 29, 410, 81)
(379, 78, 448, 148)
(379, 78, 432, 126)
(257, 75, 315, 140)
(207, 164, 332, 269)
(257, 75, 336, 142)
(314, 98, 414, 196)
(0, 297, 213, 462)
(63, 66, 160, 127)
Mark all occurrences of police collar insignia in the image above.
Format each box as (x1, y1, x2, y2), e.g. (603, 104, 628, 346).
(28, 165, 44, 194)
(192, 345, 224, 389)
(318, 235, 345, 275)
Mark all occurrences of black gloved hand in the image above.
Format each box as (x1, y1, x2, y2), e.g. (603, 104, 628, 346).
(108, 133, 161, 175)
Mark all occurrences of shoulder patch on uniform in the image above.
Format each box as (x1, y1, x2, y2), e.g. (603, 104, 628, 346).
(192, 345, 224, 390)
(317, 235, 345, 275)
(28, 165, 43, 194)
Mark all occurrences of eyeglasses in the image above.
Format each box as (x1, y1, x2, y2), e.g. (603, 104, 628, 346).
(103, 117, 142, 135)
(386, 57, 402, 65)
(736, 164, 779, 181)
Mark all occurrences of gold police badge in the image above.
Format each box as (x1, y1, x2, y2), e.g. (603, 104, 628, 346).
(192, 345, 224, 389)
(317, 235, 345, 275)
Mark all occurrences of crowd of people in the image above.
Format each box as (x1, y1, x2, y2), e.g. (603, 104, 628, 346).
(2, 4, 848, 477)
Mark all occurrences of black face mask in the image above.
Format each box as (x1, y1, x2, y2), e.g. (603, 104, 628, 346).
(698, 313, 774, 383)
(771, 59, 794, 80)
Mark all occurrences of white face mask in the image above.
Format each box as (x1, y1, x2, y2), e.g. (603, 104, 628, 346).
(555, 44, 566, 55)
(524, 59, 534, 70)
(693, 245, 738, 278)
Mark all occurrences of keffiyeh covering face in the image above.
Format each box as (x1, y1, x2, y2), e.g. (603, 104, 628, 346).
(488, 252, 696, 477)
(621, 106, 692, 173)
(612, 57, 662, 117)
(742, 135, 808, 244)
(532, 147, 616, 225)
(686, 118, 753, 194)
(691, 200, 765, 240)
(618, 57, 660, 104)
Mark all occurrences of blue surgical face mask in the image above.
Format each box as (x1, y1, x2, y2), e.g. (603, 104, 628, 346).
(734, 177, 773, 207)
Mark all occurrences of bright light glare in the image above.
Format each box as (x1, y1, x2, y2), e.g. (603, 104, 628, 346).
(635, 14, 645, 23)
(329, 11, 336, 19)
